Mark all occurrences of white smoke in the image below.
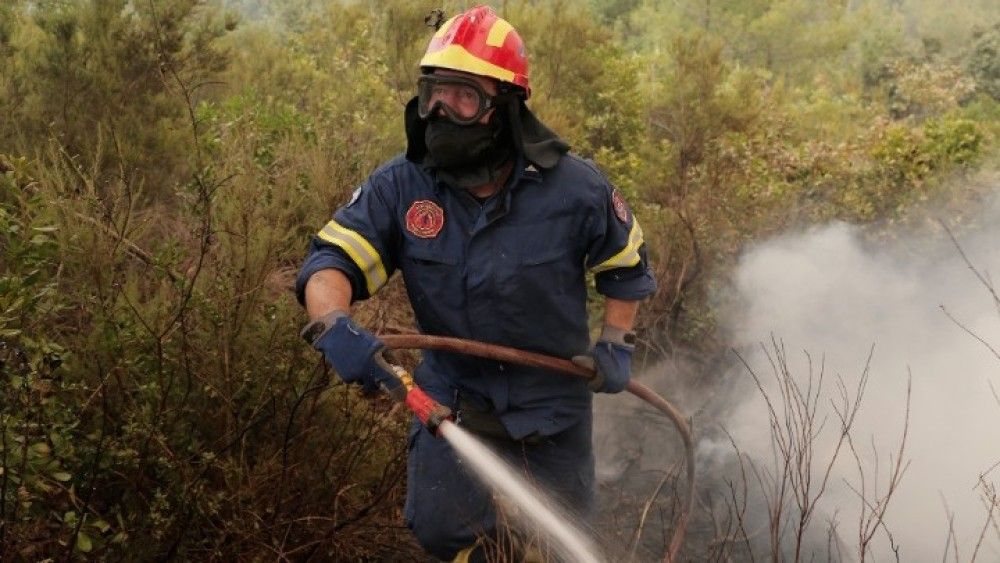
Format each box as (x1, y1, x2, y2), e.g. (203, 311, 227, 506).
(720, 201, 1000, 561)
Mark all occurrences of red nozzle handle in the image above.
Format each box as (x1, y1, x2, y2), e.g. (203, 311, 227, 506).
(405, 386, 453, 435)
(373, 353, 453, 434)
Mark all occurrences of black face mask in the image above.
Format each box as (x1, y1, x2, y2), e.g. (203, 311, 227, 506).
(423, 115, 512, 189)
(424, 119, 497, 168)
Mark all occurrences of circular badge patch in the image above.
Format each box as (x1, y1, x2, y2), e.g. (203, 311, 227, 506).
(405, 200, 445, 238)
(611, 188, 630, 224)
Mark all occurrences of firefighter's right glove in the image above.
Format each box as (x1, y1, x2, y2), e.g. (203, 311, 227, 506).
(301, 310, 395, 394)
(572, 326, 636, 394)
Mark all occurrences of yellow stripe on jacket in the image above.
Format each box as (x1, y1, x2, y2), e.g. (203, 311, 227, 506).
(591, 219, 644, 273)
(316, 220, 388, 295)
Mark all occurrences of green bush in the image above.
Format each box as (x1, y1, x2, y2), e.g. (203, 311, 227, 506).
(923, 116, 983, 164)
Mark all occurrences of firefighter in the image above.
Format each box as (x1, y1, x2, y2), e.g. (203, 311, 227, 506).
(296, 6, 656, 561)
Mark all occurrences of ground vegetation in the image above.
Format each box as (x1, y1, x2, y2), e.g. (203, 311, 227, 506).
(1, 0, 997, 559)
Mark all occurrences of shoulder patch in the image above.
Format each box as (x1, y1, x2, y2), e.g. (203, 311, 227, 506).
(611, 188, 630, 224)
(405, 200, 445, 238)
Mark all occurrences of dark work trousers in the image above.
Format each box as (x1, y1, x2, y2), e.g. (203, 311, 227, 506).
(403, 408, 595, 561)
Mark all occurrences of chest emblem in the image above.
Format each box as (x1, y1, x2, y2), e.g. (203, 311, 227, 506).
(405, 200, 445, 238)
(611, 188, 630, 224)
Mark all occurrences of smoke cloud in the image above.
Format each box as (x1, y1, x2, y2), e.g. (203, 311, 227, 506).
(719, 198, 1000, 561)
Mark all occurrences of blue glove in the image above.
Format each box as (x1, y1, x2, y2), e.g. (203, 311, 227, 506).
(302, 310, 396, 394)
(572, 326, 636, 394)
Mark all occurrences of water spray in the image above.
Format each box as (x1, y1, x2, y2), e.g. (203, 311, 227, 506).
(372, 354, 602, 562)
(377, 334, 695, 563)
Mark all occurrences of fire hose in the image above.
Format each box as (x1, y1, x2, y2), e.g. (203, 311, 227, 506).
(376, 334, 694, 563)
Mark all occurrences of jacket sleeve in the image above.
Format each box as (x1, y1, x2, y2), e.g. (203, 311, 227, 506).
(295, 174, 399, 305)
(584, 182, 657, 301)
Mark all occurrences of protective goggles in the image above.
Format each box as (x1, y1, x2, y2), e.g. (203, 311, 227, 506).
(417, 75, 497, 125)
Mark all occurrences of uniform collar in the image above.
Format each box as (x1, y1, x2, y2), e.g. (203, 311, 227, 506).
(480, 156, 544, 224)
(431, 153, 542, 195)
(500, 154, 543, 188)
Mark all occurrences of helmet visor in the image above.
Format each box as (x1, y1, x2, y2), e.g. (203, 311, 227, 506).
(417, 75, 495, 125)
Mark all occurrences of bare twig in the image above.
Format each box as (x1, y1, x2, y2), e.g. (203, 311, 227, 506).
(630, 464, 681, 560)
(732, 339, 879, 561)
(989, 380, 1000, 410)
(970, 478, 998, 563)
(940, 305, 1000, 362)
(939, 221, 1000, 317)
(721, 428, 757, 563)
(940, 495, 960, 563)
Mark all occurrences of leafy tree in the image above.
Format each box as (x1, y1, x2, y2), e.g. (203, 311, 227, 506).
(2, 0, 233, 200)
(504, 0, 647, 195)
(968, 22, 1000, 101)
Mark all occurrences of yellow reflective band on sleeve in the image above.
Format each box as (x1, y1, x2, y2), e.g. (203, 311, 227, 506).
(486, 19, 513, 47)
(316, 220, 388, 295)
(591, 219, 645, 273)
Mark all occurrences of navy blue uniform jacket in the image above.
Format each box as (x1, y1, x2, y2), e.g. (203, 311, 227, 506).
(296, 153, 656, 439)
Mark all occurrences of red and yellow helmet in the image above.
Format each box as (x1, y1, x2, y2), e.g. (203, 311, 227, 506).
(420, 6, 530, 98)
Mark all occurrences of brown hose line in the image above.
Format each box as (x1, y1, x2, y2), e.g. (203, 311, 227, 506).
(379, 334, 694, 563)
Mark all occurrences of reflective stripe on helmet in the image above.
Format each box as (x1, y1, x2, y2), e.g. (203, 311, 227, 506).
(317, 220, 388, 294)
(485, 18, 513, 47)
(421, 44, 517, 84)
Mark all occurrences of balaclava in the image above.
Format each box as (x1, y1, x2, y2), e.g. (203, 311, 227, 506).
(405, 95, 569, 188)
(421, 102, 514, 189)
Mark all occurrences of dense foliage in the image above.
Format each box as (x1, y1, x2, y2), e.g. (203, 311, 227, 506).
(1, 0, 997, 559)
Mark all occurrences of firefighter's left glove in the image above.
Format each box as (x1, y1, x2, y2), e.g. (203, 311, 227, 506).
(572, 326, 636, 394)
(301, 310, 396, 394)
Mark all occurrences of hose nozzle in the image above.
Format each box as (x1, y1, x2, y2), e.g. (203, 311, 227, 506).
(405, 387, 453, 435)
(376, 354, 453, 435)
